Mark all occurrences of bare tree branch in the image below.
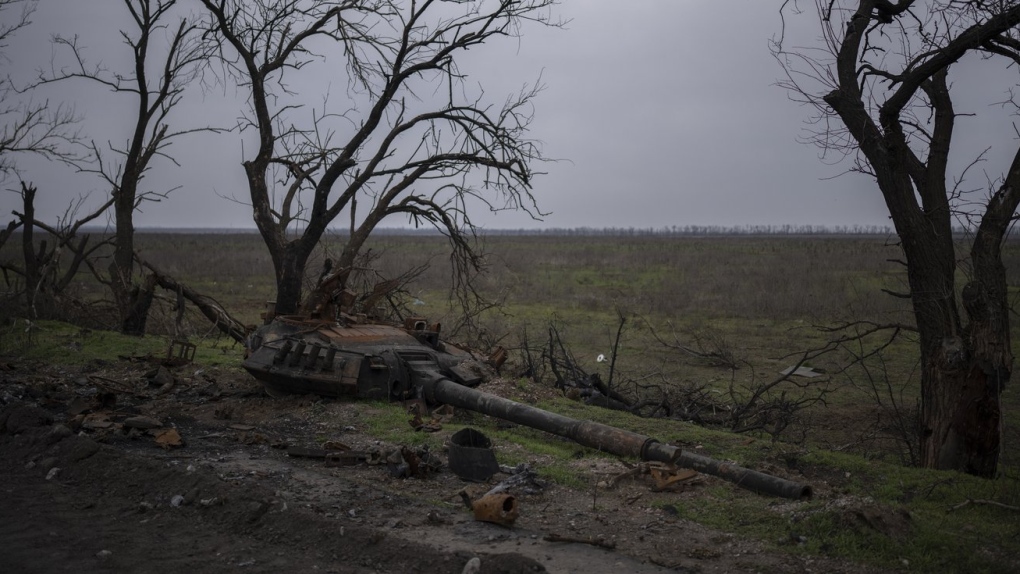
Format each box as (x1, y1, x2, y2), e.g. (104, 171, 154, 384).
(0, 0, 84, 177)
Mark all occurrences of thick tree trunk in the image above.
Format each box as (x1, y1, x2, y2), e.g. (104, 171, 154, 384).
(120, 273, 157, 336)
(247, 163, 318, 316)
(905, 234, 1008, 477)
(921, 348, 1004, 476)
(925, 241, 1014, 475)
(274, 261, 304, 316)
(110, 176, 149, 335)
(270, 242, 317, 316)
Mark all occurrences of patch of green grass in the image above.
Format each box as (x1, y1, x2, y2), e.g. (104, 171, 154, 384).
(535, 462, 591, 490)
(668, 443, 1020, 573)
(188, 339, 248, 367)
(0, 319, 249, 370)
(1, 320, 166, 364)
(355, 401, 442, 448)
(785, 491, 1016, 573)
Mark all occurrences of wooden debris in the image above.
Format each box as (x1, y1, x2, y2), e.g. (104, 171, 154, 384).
(154, 428, 183, 449)
(650, 467, 699, 492)
(608, 461, 700, 492)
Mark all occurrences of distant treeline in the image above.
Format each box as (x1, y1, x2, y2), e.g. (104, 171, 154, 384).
(93, 223, 1020, 237)
(116, 223, 983, 237)
(472, 225, 901, 236)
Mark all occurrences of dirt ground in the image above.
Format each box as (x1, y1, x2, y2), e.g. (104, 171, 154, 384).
(0, 358, 895, 574)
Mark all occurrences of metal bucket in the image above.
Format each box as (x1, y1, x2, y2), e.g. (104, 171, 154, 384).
(448, 428, 500, 482)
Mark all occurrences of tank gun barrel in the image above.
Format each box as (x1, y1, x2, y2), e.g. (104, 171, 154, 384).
(418, 372, 812, 500)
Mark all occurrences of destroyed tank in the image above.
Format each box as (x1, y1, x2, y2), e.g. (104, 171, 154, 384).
(243, 313, 496, 400)
(242, 268, 501, 401)
(243, 272, 812, 499)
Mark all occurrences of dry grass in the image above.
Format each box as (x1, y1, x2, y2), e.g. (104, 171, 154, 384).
(3, 230, 1019, 468)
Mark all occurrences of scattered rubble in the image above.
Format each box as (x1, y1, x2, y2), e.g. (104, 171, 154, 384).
(0, 358, 888, 574)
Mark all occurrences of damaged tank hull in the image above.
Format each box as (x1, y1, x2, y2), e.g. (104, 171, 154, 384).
(243, 316, 491, 400)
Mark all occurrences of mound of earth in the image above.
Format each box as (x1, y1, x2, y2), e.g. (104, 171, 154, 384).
(0, 359, 891, 573)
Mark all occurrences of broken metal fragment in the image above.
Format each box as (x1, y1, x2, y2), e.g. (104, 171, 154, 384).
(469, 493, 519, 527)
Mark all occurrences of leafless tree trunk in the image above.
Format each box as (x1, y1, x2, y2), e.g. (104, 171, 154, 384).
(774, 1, 1020, 476)
(17, 184, 42, 312)
(199, 0, 557, 314)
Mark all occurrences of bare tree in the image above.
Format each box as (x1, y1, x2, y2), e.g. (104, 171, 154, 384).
(2, 182, 113, 319)
(36, 0, 211, 334)
(0, 0, 92, 320)
(774, 1, 1020, 477)
(199, 0, 556, 315)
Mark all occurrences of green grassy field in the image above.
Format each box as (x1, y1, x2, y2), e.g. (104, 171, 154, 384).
(3, 230, 1020, 572)
(4, 231, 1019, 458)
(1, 230, 1002, 465)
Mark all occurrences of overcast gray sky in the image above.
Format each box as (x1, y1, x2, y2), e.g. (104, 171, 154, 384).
(2, 1, 1016, 231)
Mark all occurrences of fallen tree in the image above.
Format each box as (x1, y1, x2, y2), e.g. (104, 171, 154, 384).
(139, 259, 250, 345)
